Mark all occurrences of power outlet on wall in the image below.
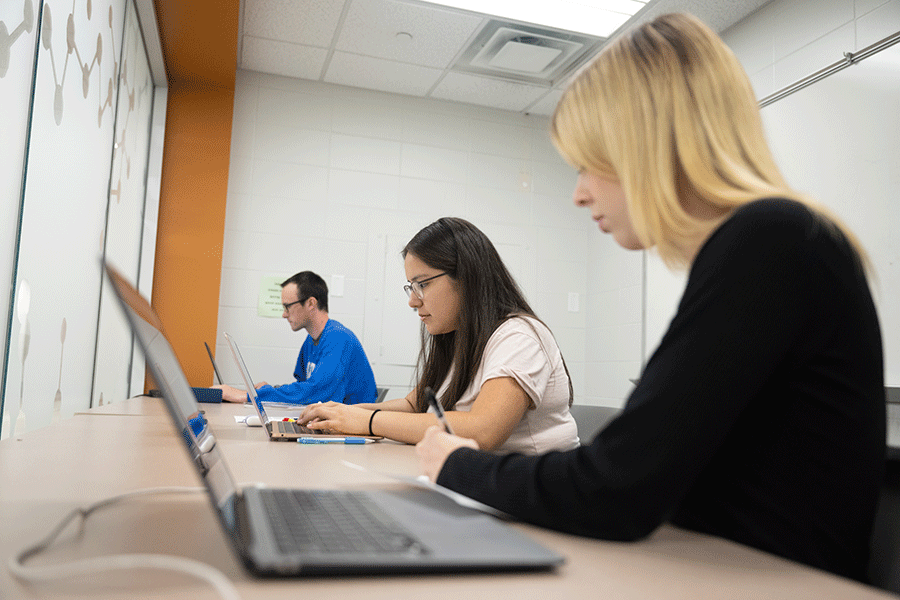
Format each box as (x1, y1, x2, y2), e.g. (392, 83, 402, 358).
(518, 171, 532, 192)
(331, 275, 345, 297)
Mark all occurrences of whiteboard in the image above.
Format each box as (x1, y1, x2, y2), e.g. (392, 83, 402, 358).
(760, 43, 900, 386)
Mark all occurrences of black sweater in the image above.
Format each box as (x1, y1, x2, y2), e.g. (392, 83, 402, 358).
(437, 199, 886, 581)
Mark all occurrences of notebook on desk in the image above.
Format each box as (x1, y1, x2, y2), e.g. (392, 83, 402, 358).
(223, 331, 380, 441)
(104, 261, 563, 577)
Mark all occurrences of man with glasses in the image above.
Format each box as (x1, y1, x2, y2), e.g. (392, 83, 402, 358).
(216, 271, 377, 405)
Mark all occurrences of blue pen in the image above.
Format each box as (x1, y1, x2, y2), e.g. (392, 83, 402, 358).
(297, 437, 370, 444)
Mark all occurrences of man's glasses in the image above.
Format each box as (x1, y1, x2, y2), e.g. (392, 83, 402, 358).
(403, 273, 446, 300)
(282, 298, 306, 312)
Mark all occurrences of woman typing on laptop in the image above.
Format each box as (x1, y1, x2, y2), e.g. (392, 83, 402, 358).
(297, 217, 579, 454)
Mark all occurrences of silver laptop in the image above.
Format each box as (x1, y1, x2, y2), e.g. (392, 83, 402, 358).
(223, 331, 380, 441)
(205, 341, 224, 385)
(105, 262, 563, 576)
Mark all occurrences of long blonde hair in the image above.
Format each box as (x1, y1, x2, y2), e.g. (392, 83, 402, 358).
(551, 13, 869, 270)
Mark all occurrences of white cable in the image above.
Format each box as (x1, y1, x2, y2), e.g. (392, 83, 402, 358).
(7, 486, 242, 600)
(9, 553, 241, 600)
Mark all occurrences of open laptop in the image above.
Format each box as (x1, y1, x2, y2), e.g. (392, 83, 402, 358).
(205, 341, 224, 385)
(104, 262, 563, 576)
(224, 331, 380, 441)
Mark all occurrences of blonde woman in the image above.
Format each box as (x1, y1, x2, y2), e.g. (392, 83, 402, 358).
(417, 13, 884, 582)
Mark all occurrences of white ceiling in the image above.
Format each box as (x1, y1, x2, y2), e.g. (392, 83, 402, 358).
(238, 0, 772, 115)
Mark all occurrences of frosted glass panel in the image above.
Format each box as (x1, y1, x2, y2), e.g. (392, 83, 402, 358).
(0, 0, 38, 432)
(92, 0, 155, 406)
(3, 0, 127, 437)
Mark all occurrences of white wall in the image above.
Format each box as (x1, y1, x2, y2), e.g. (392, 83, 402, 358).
(725, 0, 900, 101)
(217, 70, 643, 407)
(586, 228, 643, 407)
(645, 0, 900, 378)
(221, 0, 900, 409)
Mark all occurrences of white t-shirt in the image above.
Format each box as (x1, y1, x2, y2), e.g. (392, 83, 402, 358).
(435, 316, 580, 454)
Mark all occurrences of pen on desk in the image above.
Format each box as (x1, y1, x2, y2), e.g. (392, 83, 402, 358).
(424, 386, 455, 435)
(297, 437, 372, 444)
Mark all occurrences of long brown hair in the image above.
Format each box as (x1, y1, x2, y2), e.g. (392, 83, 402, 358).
(403, 218, 551, 412)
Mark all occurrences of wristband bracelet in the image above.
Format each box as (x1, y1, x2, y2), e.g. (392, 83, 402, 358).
(368, 409, 381, 437)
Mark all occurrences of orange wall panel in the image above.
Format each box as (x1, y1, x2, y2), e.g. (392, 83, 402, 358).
(150, 0, 238, 388)
(152, 83, 233, 386)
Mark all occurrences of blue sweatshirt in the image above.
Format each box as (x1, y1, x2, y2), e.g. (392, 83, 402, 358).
(255, 319, 377, 405)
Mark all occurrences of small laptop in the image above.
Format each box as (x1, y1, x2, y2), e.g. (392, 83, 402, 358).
(105, 262, 563, 576)
(224, 331, 380, 441)
(205, 341, 224, 385)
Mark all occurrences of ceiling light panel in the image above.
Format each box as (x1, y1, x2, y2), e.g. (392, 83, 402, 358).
(417, 0, 648, 37)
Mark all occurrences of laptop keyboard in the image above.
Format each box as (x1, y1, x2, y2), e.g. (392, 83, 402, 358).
(275, 420, 315, 435)
(262, 489, 428, 555)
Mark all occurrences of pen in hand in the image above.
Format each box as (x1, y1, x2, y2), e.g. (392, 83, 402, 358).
(424, 386, 455, 435)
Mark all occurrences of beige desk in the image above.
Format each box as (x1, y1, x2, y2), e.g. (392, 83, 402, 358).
(0, 396, 895, 599)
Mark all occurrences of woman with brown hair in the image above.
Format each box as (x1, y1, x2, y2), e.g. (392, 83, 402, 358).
(299, 216, 578, 454)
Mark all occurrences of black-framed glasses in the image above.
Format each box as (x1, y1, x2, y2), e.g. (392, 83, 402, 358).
(403, 273, 446, 300)
(282, 298, 306, 312)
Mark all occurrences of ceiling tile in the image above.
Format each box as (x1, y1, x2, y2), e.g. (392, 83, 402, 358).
(243, 0, 346, 48)
(325, 52, 445, 96)
(335, 0, 484, 68)
(431, 72, 549, 112)
(242, 36, 328, 80)
(236, 0, 775, 114)
(527, 89, 564, 116)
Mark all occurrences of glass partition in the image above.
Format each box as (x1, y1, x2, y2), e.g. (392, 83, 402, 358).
(1, 0, 165, 437)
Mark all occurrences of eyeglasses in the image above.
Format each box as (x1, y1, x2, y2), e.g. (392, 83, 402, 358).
(403, 273, 446, 300)
(282, 298, 306, 312)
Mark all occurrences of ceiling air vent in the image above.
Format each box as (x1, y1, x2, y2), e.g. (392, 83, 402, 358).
(453, 20, 605, 86)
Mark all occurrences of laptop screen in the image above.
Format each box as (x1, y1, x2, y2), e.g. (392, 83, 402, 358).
(105, 262, 566, 577)
(104, 263, 239, 518)
(224, 332, 271, 426)
(205, 341, 224, 385)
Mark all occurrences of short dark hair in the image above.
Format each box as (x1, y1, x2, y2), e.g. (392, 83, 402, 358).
(281, 271, 328, 312)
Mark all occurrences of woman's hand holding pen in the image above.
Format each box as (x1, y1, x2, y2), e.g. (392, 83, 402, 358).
(416, 426, 479, 483)
(298, 402, 370, 436)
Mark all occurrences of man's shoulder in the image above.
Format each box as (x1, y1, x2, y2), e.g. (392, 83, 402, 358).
(322, 319, 362, 342)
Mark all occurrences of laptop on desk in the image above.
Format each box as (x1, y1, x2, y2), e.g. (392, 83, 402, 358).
(104, 262, 563, 577)
(205, 341, 224, 385)
(223, 331, 380, 441)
